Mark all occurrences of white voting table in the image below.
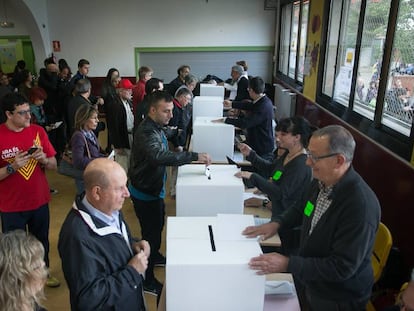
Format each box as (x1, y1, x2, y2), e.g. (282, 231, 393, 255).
(166, 214, 265, 311)
(176, 164, 243, 216)
(192, 116, 234, 161)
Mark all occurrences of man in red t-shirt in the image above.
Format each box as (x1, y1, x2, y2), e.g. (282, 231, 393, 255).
(0, 92, 60, 288)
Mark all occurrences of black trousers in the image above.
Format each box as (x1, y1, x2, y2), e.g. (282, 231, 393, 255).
(298, 287, 367, 311)
(1, 204, 50, 267)
(131, 197, 165, 283)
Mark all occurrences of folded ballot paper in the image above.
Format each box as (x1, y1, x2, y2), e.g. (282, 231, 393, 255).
(265, 280, 295, 296)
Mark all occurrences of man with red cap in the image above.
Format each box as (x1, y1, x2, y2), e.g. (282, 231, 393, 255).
(106, 78, 134, 172)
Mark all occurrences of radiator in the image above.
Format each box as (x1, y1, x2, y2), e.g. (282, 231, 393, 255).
(274, 84, 296, 120)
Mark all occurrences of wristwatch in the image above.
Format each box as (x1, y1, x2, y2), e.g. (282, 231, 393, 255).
(6, 163, 16, 174)
(262, 199, 269, 207)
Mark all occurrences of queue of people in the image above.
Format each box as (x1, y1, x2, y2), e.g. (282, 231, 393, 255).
(0, 58, 409, 311)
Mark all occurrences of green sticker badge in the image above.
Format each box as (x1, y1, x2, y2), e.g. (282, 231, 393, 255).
(304, 201, 314, 217)
(272, 170, 283, 181)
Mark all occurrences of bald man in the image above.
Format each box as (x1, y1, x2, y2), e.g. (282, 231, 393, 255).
(58, 158, 149, 311)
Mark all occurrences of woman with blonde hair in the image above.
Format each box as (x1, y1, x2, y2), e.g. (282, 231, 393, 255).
(0, 230, 47, 311)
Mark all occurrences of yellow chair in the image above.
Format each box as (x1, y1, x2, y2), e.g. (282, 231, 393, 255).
(372, 222, 393, 283)
(367, 222, 393, 311)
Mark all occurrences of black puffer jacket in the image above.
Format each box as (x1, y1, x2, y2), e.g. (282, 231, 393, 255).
(129, 117, 198, 197)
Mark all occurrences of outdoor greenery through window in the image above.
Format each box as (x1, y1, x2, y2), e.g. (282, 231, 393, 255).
(322, 0, 414, 136)
(382, 0, 414, 136)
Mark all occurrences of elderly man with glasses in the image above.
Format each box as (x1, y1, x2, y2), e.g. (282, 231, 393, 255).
(0, 92, 60, 288)
(244, 125, 381, 311)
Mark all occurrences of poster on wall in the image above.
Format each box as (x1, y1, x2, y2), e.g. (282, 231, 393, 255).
(344, 48, 355, 68)
(0, 45, 17, 72)
(52, 40, 61, 52)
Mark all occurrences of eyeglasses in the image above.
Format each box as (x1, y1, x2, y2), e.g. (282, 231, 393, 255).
(305, 150, 339, 162)
(13, 109, 31, 116)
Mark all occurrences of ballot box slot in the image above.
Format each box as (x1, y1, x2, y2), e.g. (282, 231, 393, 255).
(208, 225, 216, 252)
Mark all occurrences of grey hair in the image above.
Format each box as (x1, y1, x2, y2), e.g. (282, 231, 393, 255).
(184, 74, 198, 85)
(312, 125, 356, 162)
(231, 65, 244, 74)
(75, 78, 91, 94)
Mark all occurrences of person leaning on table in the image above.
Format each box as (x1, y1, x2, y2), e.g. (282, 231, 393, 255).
(244, 125, 381, 311)
(128, 90, 211, 296)
(236, 116, 313, 254)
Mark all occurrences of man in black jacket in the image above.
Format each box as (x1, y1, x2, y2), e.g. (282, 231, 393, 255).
(106, 78, 134, 173)
(244, 125, 381, 311)
(128, 90, 211, 296)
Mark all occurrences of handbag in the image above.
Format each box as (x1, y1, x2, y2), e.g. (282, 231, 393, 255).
(58, 134, 91, 179)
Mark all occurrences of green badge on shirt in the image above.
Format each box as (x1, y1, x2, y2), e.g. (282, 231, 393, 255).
(304, 201, 314, 217)
(272, 170, 283, 181)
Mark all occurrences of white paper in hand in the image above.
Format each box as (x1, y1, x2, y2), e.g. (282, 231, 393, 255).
(265, 280, 295, 296)
(107, 150, 115, 160)
(53, 121, 63, 128)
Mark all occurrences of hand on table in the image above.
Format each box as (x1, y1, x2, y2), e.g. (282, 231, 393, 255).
(234, 171, 253, 179)
(242, 222, 279, 240)
(249, 252, 289, 275)
(211, 118, 225, 123)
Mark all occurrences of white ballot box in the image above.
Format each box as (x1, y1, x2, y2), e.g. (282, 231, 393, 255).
(192, 96, 224, 123)
(200, 84, 225, 98)
(193, 117, 234, 161)
(176, 164, 243, 216)
(166, 214, 265, 311)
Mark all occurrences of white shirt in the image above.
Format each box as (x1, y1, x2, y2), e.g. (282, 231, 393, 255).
(121, 99, 134, 132)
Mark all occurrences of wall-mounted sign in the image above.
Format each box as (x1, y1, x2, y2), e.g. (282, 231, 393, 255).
(52, 40, 61, 52)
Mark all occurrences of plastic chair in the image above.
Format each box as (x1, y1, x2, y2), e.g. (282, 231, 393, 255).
(372, 222, 393, 283)
(367, 222, 393, 311)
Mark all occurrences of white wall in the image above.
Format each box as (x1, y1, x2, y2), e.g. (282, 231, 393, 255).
(4, 0, 275, 77)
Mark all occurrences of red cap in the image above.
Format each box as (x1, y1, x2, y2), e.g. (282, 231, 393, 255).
(117, 78, 134, 89)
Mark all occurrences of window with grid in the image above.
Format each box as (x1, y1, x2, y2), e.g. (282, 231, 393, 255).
(321, 0, 413, 137)
(381, 0, 414, 136)
(277, 0, 309, 83)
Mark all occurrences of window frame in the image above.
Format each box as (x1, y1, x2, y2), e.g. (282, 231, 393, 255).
(276, 0, 310, 89)
(278, 0, 414, 160)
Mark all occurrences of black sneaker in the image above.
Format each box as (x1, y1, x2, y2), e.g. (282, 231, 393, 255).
(143, 278, 163, 296)
(154, 253, 166, 267)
